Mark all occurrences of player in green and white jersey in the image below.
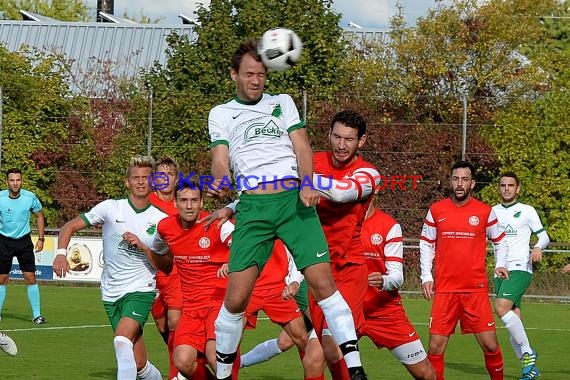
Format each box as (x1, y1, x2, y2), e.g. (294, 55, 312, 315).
(207, 39, 367, 380)
(492, 172, 549, 380)
(53, 156, 172, 380)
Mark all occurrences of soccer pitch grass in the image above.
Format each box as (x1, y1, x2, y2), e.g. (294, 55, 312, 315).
(1, 285, 568, 379)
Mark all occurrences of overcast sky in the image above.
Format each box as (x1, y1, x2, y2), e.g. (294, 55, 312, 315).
(88, 0, 446, 29)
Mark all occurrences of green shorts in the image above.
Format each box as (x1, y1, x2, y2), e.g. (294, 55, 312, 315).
(103, 291, 156, 331)
(294, 280, 309, 313)
(494, 270, 532, 309)
(229, 189, 329, 272)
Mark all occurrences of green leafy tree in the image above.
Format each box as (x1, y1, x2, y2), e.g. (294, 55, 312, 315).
(0, 0, 89, 21)
(0, 45, 75, 224)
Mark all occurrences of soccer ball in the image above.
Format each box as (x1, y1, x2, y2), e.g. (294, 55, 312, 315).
(258, 28, 303, 72)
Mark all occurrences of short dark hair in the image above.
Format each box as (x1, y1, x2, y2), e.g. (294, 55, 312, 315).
(6, 168, 22, 178)
(451, 161, 476, 179)
(330, 110, 367, 138)
(155, 155, 178, 171)
(175, 177, 203, 199)
(499, 171, 519, 186)
(231, 38, 263, 73)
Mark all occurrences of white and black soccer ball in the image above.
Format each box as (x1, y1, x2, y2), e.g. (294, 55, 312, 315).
(258, 28, 303, 72)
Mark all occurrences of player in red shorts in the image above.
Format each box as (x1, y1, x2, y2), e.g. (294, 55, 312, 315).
(153, 178, 236, 379)
(148, 156, 183, 380)
(310, 110, 381, 380)
(360, 195, 435, 379)
(420, 161, 509, 380)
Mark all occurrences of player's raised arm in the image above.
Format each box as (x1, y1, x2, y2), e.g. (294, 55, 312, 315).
(289, 128, 319, 207)
(314, 167, 380, 203)
(53, 216, 89, 277)
(419, 209, 437, 299)
(122, 230, 173, 275)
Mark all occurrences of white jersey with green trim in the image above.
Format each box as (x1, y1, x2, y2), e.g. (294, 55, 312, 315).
(492, 202, 548, 273)
(208, 93, 305, 189)
(81, 198, 167, 302)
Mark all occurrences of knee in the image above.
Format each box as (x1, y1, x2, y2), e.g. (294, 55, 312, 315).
(303, 264, 336, 301)
(428, 341, 446, 355)
(494, 301, 511, 317)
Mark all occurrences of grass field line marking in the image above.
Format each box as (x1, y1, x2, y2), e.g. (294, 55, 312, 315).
(3, 324, 110, 332)
(410, 322, 570, 332)
(5, 320, 570, 333)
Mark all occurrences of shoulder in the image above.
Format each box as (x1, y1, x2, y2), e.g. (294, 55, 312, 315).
(313, 151, 330, 163)
(158, 214, 179, 231)
(209, 99, 236, 118)
(470, 197, 492, 212)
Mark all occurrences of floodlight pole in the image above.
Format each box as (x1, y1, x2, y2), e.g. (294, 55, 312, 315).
(302, 89, 307, 122)
(147, 84, 153, 157)
(461, 91, 468, 161)
(0, 86, 3, 172)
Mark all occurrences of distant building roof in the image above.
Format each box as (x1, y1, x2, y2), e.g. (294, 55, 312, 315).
(0, 13, 388, 83)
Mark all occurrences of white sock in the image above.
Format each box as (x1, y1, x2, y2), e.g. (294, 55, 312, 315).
(510, 335, 523, 359)
(241, 338, 282, 367)
(318, 290, 361, 368)
(501, 310, 532, 356)
(214, 303, 245, 378)
(137, 360, 162, 380)
(114, 336, 136, 380)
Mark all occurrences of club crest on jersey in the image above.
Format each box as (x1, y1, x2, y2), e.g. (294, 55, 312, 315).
(468, 216, 480, 226)
(370, 233, 383, 246)
(244, 120, 283, 142)
(199, 237, 211, 249)
(146, 223, 157, 235)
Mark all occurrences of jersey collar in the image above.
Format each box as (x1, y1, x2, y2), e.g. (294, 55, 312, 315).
(128, 197, 152, 214)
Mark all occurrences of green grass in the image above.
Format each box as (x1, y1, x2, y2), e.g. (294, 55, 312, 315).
(1, 284, 569, 379)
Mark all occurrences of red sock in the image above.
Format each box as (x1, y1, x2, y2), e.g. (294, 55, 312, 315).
(484, 348, 504, 380)
(428, 353, 445, 380)
(231, 348, 241, 380)
(168, 331, 177, 380)
(298, 349, 306, 361)
(330, 358, 350, 380)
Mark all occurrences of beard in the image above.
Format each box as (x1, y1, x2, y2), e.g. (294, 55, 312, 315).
(453, 187, 471, 203)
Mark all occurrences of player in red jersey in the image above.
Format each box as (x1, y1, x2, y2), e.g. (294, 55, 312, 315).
(148, 156, 183, 380)
(420, 161, 509, 380)
(360, 195, 435, 380)
(310, 110, 381, 380)
(153, 179, 235, 379)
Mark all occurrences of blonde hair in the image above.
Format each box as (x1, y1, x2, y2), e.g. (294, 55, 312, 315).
(126, 155, 155, 177)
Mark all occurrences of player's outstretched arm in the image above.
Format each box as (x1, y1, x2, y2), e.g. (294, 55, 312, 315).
(313, 168, 380, 203)
(209, 144, 231, 198)
(53, 216, 89, 277)
(289, 128, 319, 207)
(198, 203, 235, 229)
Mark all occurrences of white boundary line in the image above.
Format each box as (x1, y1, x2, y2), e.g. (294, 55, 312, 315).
(3, 320, 570, 334)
